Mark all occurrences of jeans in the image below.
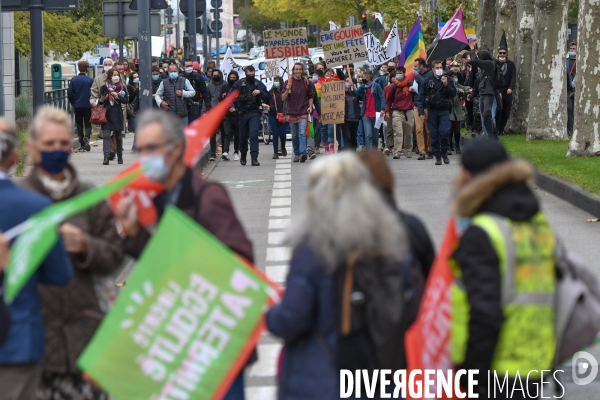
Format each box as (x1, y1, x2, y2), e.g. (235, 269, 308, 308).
(289, 118, 308, 156)
(480, 95, 497, 140)
(180, 115, 189, 126)
(427, 108, 450, 158)
(74, 107, 91, 146)
(223, 115, 239, 154)
(320, 123, 334, 146)
(336, 124, 344, 147)
(361, 116, 378, 148)
(102, 130, 123, 156)
(269, 115, 288, 154)
(238, 112, 260, 159)
(357, 119, 365, 147)
(187, 104, 201, 124)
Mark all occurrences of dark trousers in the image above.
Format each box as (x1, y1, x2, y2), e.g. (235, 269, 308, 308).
(427, 108, 450, 158)
(74, 107, 92, 146)
(188, 104, 201, 124)
(238, 112, 260, 159)
(269, 115, 287, 154)
(102, 130, 123, 156)
(342, 120, 359, 150)
(223, 115, 239, 154)
(567, 91, 575, 135)
(449, 120, 461, 148)
(480, 94, 497, 140)
(496, 92, 513, 134)
(465, 100, 474, 130)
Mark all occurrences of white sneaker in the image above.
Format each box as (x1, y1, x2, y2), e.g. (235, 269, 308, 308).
(234, 152, 239, 161)
(356, 146, 363, 153)
(222, 152, 230, 161)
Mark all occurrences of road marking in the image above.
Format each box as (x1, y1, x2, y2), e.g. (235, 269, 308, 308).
(268, 232, 286, 245)
(274, 169, 291, 175)
(245, 387, 277, 400)
(276, 158, 292, 163)
(269, 207, 291, 217)
(275, 163, 291, 168)
(219, 179, 267, 184)
(272, 188, 292, 197)
(266, 265, 289, 283)
(268, 219, 291, 230)
(270, 198, 291, 207)
(266, 247, 291, 262)
(274, 175, 291, 181)
(272, 182, 291, 189)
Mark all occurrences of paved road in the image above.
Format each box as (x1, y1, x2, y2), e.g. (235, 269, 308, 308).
(71, 135, 600, 399)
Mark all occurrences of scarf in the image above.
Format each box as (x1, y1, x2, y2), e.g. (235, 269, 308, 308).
(38, 168, 73, 201)
(106, 81, 123, 106)
(364, 80, 375, 89)
(394, 77, 410, 96)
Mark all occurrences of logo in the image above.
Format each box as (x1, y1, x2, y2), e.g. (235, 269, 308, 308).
(572, 351, 599, 385)
(441, 19, 462, 40)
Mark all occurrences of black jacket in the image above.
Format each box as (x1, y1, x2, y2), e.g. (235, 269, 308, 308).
(184, 71, 211, 109)
(452, 159, 539, 379)
(467, 50, 496, 96)
(498, 59, 516, 93)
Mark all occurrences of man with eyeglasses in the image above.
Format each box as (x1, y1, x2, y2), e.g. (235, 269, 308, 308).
(117, 110, 254, 399)
(495, 46, 516, 137)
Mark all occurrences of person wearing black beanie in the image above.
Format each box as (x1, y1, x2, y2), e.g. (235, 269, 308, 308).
(449, 138, 558, 398)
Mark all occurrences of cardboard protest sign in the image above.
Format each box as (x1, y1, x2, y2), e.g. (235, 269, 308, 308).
(320, 26, 368, 66)
(263, 28, 309, 59)
(78, 206, 280, 400)
(264, 59, 280, 79)
(320, 81, 345, 125)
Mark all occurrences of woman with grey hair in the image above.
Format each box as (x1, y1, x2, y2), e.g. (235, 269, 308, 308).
(266, 153, 412, 399)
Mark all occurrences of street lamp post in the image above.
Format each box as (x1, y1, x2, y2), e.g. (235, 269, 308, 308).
(244, 0, 248, 52)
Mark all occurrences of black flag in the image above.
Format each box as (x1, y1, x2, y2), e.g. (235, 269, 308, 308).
(426, 6, 469, 65)
(499, 30, 508, 50)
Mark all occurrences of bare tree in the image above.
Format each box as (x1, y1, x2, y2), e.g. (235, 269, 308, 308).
(526, 0, 570, 140)
(478, 0, 497, 48)
(567, 0, 600, 155)
(510, 0, 535, 133)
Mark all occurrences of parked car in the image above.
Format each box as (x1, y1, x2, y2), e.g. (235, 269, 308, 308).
(248, 46, 264, 60)
(211, 44, 243, 56)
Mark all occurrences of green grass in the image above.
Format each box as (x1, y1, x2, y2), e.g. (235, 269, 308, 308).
(501, 134, 600, 196)
(16, 129, 27, 176)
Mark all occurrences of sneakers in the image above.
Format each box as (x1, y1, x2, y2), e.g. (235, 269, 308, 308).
(273, 153, 279, 159)
(78, 146, 85, 152)
(442, 153, 450, 164)
(356, 146, 364, 153)
(222, 152, 230, 161)
(393, 152, 401, 159)
(209, 154, 216, 161)
(315, 148, 320, 155)
(309, 153, 317, 160)
(426, 151, 433, 159)
(83, 137, 91, 152)
(293, 155, 300, 162)
(282, 147, 288, 157)
(234, 152, 240, 161)
(435, 157, 442, 166)
(417, 154, 426, 160)
(300, 154, 307, 163)
(406, 151, 412, 158)
(384, 148, 391, 156)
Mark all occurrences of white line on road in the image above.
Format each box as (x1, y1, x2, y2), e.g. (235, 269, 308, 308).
(276, 158, 292, 163)
(268, 219, 291, 230)
(245, 387, 277, 400)
(268, 232, 287, 245)
(269, 207, 291, 217)
(274, 169, 291, 175)
(248, 343, 283, 377)
(275, 163, 291, 168)
(274, 175, 291, 181)
(266, 247, 291, 262)
(270, 198, 291, 207)
(265, 265, 289, 283)
(272, 189, 292, 197)
(272, 182, 291, 189)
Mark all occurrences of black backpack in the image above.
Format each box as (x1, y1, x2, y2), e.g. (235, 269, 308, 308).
(322, 250, 424, 371)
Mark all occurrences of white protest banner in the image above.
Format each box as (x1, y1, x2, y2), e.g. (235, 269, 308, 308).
(264, 59, 280, 79)
(383, 21, 402, 58)
(364, 33, 390, 66)
(263, 28, 309, 59)
(320, 81, 345, 125)
(320, 26, 368, 66)
(221, 48, 295, 90)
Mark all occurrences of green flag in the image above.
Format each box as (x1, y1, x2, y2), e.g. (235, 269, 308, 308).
(4, 168, 142, 303)
(77, 206, 277, 400)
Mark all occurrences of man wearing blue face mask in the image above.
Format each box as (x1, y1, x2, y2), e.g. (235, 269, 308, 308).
(155, 64, 196, 125)
(116, 111, 255, 400)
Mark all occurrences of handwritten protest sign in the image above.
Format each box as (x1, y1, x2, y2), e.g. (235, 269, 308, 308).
(320, 81, 345, 124)
(264, 59, 280, 78)
(263, 28, 308, 59)
(320, 26, 368, 66)
(78, 206, 279, 400)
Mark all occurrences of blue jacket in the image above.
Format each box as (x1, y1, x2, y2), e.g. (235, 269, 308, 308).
(0, 179, 73, 364)
(266, 244, 340, 400)
(416, 74, 457, 116)
(68, 73, 94, 109)
(351, 82, 386, 117)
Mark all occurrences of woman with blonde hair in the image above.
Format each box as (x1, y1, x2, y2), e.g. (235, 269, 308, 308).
(18, 106, 123, 400)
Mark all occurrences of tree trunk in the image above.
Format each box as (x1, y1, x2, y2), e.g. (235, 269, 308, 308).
(509, 0, 535, 134)
(494, 0, 518, 132)
(526, 0, 570, 140)
(478, 0, 497, 49)
(567, 0, 600, 156)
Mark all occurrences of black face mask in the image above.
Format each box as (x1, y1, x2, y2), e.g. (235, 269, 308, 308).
(246, 75, 255, 83)
(228, 79, 237, 85)
(213, 76, 221, 82)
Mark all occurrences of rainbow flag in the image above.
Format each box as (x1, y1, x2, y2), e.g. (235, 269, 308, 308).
(398, 17, 426, 78)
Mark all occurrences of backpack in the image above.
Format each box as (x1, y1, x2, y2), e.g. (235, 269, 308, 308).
(322, 250, 423, 371)
(554, 238, 600, 365)
(491, 63, 505, 90)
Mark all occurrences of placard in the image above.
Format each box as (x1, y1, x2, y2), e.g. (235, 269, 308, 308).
(264, 59, 280, 79)
(320, 81, 345, 125)
(263, 28, 309, 59)
(320, 26, 368, 66)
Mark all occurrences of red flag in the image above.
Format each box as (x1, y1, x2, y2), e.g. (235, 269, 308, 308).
(108, 90, 239, 227)
(405, 217, 459, 399)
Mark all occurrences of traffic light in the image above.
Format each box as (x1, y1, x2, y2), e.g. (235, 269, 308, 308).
(210, 0, 223, 39)
(129, 0, 168, 10)
(179, 0, 206, 18)
(361, 13, 368, 32)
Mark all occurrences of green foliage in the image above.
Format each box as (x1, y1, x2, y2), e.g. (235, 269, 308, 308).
(568, 0, 579, 23)
(501, 134, 600, 196)
(308, 33, 317, 47)
(14, 10, 104, 59)
(15, 128, 28, 177)
(15, 95, 33, 120)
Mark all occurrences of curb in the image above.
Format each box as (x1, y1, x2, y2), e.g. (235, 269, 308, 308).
(194, 133, 220, 175)
(534, 171, 600, 218)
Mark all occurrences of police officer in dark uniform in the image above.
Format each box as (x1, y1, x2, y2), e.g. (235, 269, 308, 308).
(417, 60, 456, 166)
(182, 59, 211, 123)
(228, 65, 270, 166)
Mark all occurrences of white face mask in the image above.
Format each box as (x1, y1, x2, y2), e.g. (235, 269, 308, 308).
(140, 153, 171, 182)
(185, 67, 193, 74)
(111, 76, 120, 83)
(435, 69, 444, 77)
(104, 65, 112, 73)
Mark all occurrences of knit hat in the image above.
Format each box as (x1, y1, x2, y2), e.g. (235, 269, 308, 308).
(461, 139, 509, 176)
(192, 61, 200, 70)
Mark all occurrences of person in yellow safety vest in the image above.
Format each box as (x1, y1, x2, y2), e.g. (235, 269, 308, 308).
(450, 139, 556, 399)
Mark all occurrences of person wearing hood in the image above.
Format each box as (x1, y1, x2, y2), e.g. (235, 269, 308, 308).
(17, 107, 123, 399)
(450, 139, 557, 398)
(207, 68, 225, 160)
(220, 71, 240, 161)
(466, 49, 498, 140)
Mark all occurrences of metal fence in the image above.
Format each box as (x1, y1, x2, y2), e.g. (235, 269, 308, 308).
(43, 88, 75, 117)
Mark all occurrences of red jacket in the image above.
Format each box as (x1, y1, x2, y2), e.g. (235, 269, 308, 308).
(385, 80, 414, 112)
